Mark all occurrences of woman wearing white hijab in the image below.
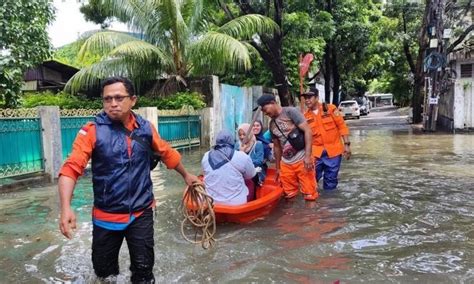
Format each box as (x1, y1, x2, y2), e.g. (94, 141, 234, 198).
(236, 123, 266, 184)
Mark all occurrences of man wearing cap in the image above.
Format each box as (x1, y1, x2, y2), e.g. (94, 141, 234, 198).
(257, 94, 318, 201)
(303, 90, 351, 190)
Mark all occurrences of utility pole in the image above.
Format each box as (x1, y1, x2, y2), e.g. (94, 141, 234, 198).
(423, 0, 446, 131)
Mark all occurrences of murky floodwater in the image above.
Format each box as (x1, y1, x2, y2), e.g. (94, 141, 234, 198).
(1, 125, 473, 283)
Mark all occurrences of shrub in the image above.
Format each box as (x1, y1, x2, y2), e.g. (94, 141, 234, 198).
(135, 92, 206, 110)
(21, 91, 102, 109)
(18, 91, 206, 110)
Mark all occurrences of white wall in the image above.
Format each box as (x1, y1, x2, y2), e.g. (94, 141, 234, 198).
(453, 60, 474, 129)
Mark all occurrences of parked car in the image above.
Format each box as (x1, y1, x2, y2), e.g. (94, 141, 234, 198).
(338, 100, 360, 119)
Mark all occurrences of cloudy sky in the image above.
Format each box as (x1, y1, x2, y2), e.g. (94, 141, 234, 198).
(47, 0, 128, 48)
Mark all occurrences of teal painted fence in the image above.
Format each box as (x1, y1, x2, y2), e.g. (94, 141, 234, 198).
(0, 118, 44, 178)
(60, 117, 94, 160)
(158, 115, 201, 149)
(0, 113, 201, 179)
(60, 115, 201, 159)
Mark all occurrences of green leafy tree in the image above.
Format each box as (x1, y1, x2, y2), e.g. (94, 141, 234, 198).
(220, 9, 326, 100)
(66, 0, 278, 96)
(314, 0, 380, 104)
(79, 0, 115, 29)
(216, 1, 330, 105)
(384, 0, 473, 123)
(53, 40, 102, 68)
(0, 0, 54, 107)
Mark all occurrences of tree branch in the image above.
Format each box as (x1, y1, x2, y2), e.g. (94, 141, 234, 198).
(235, 0, 256, 14)
(218, 0, 235, 20)
(273, 0, 283, 27)
(446, 24, 474, 54)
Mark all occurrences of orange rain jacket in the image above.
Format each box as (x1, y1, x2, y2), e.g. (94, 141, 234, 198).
(304, 103, 349, 159)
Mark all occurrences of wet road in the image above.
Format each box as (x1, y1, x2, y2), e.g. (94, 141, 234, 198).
(0, 108, 473, 283)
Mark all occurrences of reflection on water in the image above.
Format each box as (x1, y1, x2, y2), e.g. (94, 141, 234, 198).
(0, 128, 473, 283)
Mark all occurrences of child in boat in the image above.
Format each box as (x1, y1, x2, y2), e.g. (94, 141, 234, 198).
(236, 123, 267, 185)
(201, 130, 257, 205)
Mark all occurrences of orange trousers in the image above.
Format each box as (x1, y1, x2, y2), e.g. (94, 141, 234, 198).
(280, 160, 318, 200)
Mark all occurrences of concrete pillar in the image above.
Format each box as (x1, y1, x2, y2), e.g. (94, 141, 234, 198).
(38, 106, 62, 182)
(210, 75, 222, 137)
(137, 107, 158, 132)
(200, 107, 214, 148)
(453, 81, 464, 129)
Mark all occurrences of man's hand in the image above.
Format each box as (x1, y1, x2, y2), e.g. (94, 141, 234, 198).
(304, 155, 314, 171)
(59, 207, 76, 239)
(183, 173, 200, 186)
(274, 169, 280, 183)
(343, 145, 351, 160)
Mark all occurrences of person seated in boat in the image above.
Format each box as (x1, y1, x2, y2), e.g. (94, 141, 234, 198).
(201, 129, 257, 205)
(236, 123, 267, 184)
(252, 120, 274, 163)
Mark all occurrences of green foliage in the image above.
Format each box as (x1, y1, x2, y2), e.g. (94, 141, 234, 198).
(0, 0, 54, 107)
(66, 0, 279, 95)
(19, 91, 205, 110)
(135, 92, 206, 109)
(79, 0, 114, 29)
(53, 40, 102, 68)
(221, 8, 327, 93)
(21, 91, 103, 109)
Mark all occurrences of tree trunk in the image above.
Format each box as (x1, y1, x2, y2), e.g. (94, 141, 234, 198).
(232, 0, 292, 106)
(412, 75, 424, 123)
(323, 43, 332, 103)
(331, 43, 341, 105)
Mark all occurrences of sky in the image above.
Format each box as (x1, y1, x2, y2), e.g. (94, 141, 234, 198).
(47, 0, 128, 48)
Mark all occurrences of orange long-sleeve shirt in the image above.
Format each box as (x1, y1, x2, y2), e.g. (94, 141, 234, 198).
(304, 103, 349, 159)
(59, 113, 181, 181)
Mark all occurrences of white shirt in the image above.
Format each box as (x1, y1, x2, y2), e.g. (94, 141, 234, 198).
(201, 151, 256, 205)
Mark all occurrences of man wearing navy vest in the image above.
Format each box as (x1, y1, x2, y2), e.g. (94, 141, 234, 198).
(58, 76, 199, 283)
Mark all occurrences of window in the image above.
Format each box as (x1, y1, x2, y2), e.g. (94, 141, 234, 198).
(460, 64, 473, 78)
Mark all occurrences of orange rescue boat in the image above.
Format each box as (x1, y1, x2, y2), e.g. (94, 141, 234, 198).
(210, 168, 283, 224)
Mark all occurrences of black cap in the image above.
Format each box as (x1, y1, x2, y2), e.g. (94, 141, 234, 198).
(257, 94, 276, 107)
(302, 91, 318, 97)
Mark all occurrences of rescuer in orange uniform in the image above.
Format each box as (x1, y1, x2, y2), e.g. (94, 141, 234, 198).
(303, 90, 351, 190)
(257, 94, 318, 201)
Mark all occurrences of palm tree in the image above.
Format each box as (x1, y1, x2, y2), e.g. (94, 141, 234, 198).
(66, 0, 278, 95)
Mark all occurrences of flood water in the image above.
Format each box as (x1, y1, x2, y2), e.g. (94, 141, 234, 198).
(1, 124, 473, 283)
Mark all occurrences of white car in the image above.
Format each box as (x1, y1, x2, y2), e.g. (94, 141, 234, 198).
(338, 100, 360, 119)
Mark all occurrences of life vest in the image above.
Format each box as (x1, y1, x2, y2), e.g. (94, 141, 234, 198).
(305, 103, 346, 158)
(91, 112, 154, 213)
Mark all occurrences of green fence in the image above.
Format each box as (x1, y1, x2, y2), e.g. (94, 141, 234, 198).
(59, 115, 201, 159)
(0, 113, 201, 179)
(158, 115, 201, 149)
(0, 118, 44, 178)
(60, 117, 94, 160)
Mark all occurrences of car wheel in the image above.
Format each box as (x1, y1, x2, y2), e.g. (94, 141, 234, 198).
(356, 116, 360, 119)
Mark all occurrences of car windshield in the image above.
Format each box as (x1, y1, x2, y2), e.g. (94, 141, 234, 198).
(340, 102, 356, 107)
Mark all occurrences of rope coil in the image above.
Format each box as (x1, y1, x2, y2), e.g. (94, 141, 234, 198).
(180, 182, 216, 249)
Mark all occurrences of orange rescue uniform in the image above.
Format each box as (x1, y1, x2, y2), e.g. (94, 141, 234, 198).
(304, 103, 349, 159)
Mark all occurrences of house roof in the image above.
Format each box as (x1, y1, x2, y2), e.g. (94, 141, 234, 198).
(41, 60, 79, 78)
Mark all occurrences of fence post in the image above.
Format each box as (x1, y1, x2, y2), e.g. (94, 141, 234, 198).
(137, 107, 159, 132)
(38, 106, 63, 182)
(200, 107, 214, 148)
